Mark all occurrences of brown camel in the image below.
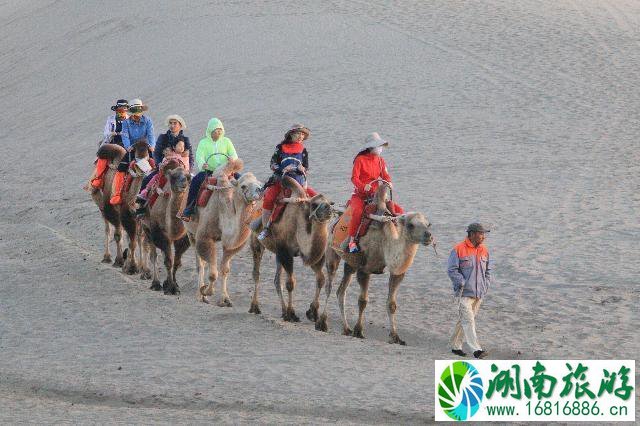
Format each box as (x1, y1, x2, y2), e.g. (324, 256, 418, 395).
(118, 140, 154, 276)
(249, 176, 333, 322)
(140, 159, 191, 295)
(184, 159, 263, 306)
(90, 144, 127, 267)
(320, 183, 433, 345)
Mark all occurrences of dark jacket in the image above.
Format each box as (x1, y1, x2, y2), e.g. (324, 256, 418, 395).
(265, 142, 309, 187)
(153, 130, 194, 169)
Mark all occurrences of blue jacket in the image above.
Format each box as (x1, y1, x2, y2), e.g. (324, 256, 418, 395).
(447, 238, 492, 299)
(121, 115, 155, 149)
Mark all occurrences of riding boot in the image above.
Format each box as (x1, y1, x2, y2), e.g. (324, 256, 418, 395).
(257, 209, 272, 240)
(109, 171, 126, 205)
(89, 158, 109, 189)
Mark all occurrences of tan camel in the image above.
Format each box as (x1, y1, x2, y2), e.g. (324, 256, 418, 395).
(249, 177, 333, 322)
(140, 159, 191, 295)
(118, 140, 153, 275)
(90, 144, 127, 267)
(320, 183, 433, 345)
(184, 159, 263, 306)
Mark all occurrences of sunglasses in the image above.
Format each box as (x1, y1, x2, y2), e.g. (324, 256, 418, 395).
(129, 106, 144, 113)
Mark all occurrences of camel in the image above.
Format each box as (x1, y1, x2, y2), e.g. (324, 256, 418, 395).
(184, 159, 263, 306)
(140, 159, 191, 295)
(319, 183, 433, 345)
(90, 144, 127, 267)
(249, 177, 333, 322)
(118, 140, 154, 276)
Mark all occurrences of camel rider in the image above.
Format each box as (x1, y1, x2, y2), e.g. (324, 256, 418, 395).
(110, 98, 155, 205)
(258, 124, 317, 241)
(84, 99, 129, 191)
(180, 117, 238, 221)
(136, 114, 192, 207)
(347, 132, 404, 253)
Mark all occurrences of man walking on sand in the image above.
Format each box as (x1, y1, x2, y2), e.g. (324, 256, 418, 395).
(447, 223, 492, 359)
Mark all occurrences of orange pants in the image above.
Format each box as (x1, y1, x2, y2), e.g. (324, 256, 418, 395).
(90, 158, 109, 188)
(348, 194, 404, 238)
(262, 181, 317, 210)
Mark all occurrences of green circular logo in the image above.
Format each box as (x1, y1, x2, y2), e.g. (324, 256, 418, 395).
(438, 361, 484, 421)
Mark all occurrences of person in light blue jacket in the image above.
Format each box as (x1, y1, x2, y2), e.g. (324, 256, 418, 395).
(447, 223, 492, 360)
(111, 98, 155, 204)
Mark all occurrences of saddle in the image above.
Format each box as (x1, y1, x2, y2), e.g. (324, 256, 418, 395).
(330, 199, 398, 252)
(196, 176, 220, 207)
(123, 158, 156, 193)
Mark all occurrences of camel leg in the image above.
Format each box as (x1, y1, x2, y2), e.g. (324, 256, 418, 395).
(121, 211, 139, 275)
(336, 262, 356, 336)
(278, 250, 299, 322)
(316, 249, 340, 332)
(189, 233, 206, 302)
(249, 236, 264, 314)
(170, 235, 190, 294)
(217, 245, 241, 307)
(101, 219, 112, 263)
(306, 255, 326, 323)
(161, 243, 178, 295)
(352, 270, 371, 339)
(139, 229, 152, 280)
(273, 260, 287, 319)
(112, 225, 125, 267)
(149, 244, 161, 291)
(196, 237, 217, 303)
(387, 273, 406, 345)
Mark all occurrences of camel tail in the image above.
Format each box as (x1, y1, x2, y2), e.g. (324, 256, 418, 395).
(97, 144, 127, 162)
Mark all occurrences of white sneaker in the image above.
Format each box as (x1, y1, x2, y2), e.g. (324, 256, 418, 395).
(257, 229, 270, 241)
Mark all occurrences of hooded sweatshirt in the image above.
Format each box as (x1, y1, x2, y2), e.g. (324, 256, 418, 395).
(195, 118, 238, 172)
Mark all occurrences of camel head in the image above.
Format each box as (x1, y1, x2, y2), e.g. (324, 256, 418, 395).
(165, 163, 191, 194)
(396, 213, 433, 246)
(231, 172, 263, 203)
(281, 176, 333, 223)
(132, 138, 150, 159)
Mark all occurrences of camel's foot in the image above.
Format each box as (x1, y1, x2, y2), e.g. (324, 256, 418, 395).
(389, 332, 406, 346)
(163, 280, 180, 296)
(150, 280, 162, 291)
(196, 286, 209, 304)
(101, 254, 112, 264)
(140, 270, 152, 280)
(305, 303, 319, 322)
(342, 326, 353, 336)
(315, 313, 329, 332)
(122, 262, 138, 275)
(200, 285, 214, 297)
(283, 308, 300, 323)
(248, 303, 261, 315)
(217, 297, 233, 307)
(112, 257, 124, 268)
(352, 324, 365, 339)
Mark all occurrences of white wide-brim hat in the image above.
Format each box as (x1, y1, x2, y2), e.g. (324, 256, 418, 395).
(362, 132, 389, 150)
(128, 98, 148, 112)
(165, 114, 186, 129)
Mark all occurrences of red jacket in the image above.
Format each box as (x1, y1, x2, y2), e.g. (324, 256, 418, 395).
(351, 152, 391, 197)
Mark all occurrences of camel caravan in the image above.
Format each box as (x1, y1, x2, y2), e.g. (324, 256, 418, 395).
(86, 99, 436, 345)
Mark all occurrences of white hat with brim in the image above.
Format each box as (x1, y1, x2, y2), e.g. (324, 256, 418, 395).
(362, 132, 389, 150)
(128, 98, 148, 112)
(165, 114, 186, 129)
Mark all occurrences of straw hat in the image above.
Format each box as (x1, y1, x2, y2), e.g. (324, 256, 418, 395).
(285, 123, 310, 140)
(128, 98, 148, 112)
(165, 114, 186, 129)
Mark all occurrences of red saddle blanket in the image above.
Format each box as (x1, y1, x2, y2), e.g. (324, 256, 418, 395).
(196, 176, 219, 207)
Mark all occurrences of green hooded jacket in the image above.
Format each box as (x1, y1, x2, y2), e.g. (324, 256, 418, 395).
(195, 118, 238, 172)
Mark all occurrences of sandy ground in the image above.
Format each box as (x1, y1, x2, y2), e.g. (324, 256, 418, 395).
(1, 0, 638, 423)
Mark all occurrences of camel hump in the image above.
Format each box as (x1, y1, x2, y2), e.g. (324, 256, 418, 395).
(281, 175, 307, 199)
(97, 143, 127, 162)
(214, 158, 244, 177)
